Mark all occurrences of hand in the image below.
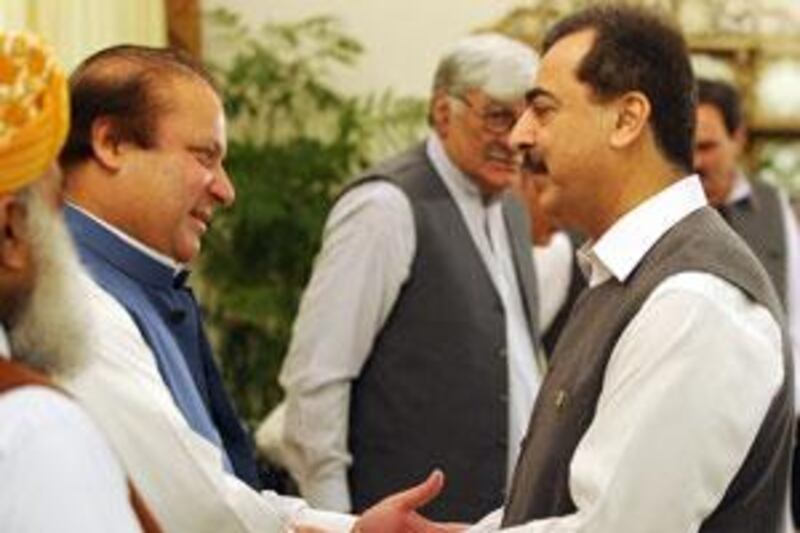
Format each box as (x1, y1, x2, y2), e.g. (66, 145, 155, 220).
(353, 470, 466, 533)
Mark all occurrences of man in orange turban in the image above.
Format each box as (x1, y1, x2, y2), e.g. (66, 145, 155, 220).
(0, 31, 159, 532)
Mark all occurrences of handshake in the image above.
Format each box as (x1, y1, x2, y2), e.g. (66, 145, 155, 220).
(293, 471, 468, 533)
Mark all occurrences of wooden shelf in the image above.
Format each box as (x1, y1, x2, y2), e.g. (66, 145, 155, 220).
(689, 34, 800, 57)
(689, 34, 800, 140)
(750, 120, 800, 138)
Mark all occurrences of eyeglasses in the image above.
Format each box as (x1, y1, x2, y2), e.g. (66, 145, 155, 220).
(451, 94, 521, 135)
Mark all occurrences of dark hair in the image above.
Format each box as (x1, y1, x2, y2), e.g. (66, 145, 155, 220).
(542, 5, 696, 171)
(696, 78, 743, 135)
(59, 45, 218, 170)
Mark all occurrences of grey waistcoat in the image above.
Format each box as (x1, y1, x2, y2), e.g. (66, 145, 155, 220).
(720, 181, 787, 307)
(502, 207, 794, 532)
(347, 143, 540, 522)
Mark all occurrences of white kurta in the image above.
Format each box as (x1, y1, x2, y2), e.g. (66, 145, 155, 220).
(63, 271, 355, 533)
(0, 329, 141, 532)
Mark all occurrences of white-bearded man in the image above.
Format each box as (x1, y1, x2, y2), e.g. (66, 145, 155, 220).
(0, 31, 160, 533)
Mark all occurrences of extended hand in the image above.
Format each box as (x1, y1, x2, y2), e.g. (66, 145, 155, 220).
(353, 470, 466, 533)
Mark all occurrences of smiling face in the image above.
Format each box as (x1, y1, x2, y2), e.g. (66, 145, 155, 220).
(510, 29, 618, 237)
(433, 88, 526, 198)
(115, 76, 234, 263)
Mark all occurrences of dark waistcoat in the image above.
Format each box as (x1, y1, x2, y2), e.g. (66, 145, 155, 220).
(65, 206, 261, 489)
(502, 207, 793, 532)
(347, 143, 540, 521)
(719, 181, 787, 307)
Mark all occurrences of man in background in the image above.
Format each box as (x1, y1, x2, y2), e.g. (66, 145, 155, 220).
(0, 31, 157, 532)
(693, 76, 800, 526)
(279, 33, 544, 522)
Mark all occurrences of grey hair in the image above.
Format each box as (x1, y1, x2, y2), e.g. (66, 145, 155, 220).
(432, 33, 538, 102)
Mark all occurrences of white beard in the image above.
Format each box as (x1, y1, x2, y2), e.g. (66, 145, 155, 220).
(9, 190, 90, 377)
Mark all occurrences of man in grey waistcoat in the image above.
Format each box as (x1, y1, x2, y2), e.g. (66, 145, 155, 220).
(279, 34, 546, 522)
(496, 5, 792, 532)
(693, 77, 800, 527)
(694, 77, 800, 367)
(357, 5, 794, 533)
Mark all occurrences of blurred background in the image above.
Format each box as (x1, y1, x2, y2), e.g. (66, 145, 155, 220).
(3, 0, 800, 428)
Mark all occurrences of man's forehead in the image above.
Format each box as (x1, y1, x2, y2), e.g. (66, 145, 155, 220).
(466, 87, 525, 106)
(539, 30, 595, 77)
(154, 80, 226, 138)
(696, 105, 729, 136)
(528, 30, 597, 104)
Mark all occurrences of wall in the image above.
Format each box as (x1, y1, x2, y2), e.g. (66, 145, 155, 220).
(0, 0, 166, 72)
(203, 0, 523, 98)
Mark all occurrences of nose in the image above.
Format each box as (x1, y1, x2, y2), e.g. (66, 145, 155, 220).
(692, 152, 706, 175)
(209, 166, 236, 206)
(510, 108, 536, 153)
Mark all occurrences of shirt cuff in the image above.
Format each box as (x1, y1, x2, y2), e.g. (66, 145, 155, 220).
(301, 468, 352, 513)
(294, 508, 358, 533)
(261, 491, 356, 532)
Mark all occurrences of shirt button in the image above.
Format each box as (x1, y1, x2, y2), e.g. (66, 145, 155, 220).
(498, 346, 507, 359)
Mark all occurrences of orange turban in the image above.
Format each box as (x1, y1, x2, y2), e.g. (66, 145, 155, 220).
(0, 32, 68, 194)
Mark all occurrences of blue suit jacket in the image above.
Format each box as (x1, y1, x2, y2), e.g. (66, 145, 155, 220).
(65, 205, 261, 489)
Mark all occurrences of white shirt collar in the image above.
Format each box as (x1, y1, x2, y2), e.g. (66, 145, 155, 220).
(725, 170, 752, 205)
(577, 175, 708, 288)
(426, 133, 498, 207)
(67, 202, 183, 273)
(0, 323, 10, 360)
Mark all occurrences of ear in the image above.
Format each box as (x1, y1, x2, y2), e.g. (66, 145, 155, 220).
(732, 124, 747, 155)
(0, 194, 31, 271)
(609, 91, 650, 150)
(90, 116, 129, 172)
(430, 90, 452, 138)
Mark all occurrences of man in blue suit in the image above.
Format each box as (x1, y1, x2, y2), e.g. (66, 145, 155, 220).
(58, 43, 447, 533)
(59, 44, 257, 486)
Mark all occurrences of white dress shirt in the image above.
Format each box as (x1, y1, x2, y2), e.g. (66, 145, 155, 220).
(0, 326, 141, 532)
(64, 271, 355, 533)
(726, 174, 800, 412)
(279, 134, 544, 511)
(533, 231, 574, 334)
(468, 175, 785, 532)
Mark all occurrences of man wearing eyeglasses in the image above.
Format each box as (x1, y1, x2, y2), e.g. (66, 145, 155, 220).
(278, 34, 544, 523)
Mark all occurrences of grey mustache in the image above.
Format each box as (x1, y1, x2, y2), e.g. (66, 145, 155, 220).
(484, 144, 516, 162)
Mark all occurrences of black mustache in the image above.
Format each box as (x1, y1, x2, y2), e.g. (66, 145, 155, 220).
(522, 152, 547, 174)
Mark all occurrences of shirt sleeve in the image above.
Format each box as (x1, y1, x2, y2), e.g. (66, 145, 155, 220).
(64, 272, 289, 533)
(262, 491, 357, 532)
(278, 181, 416, 512)
(0, 387, 141, 532)
(487, 271, 784, 533)
(778, 191, 800, 413)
